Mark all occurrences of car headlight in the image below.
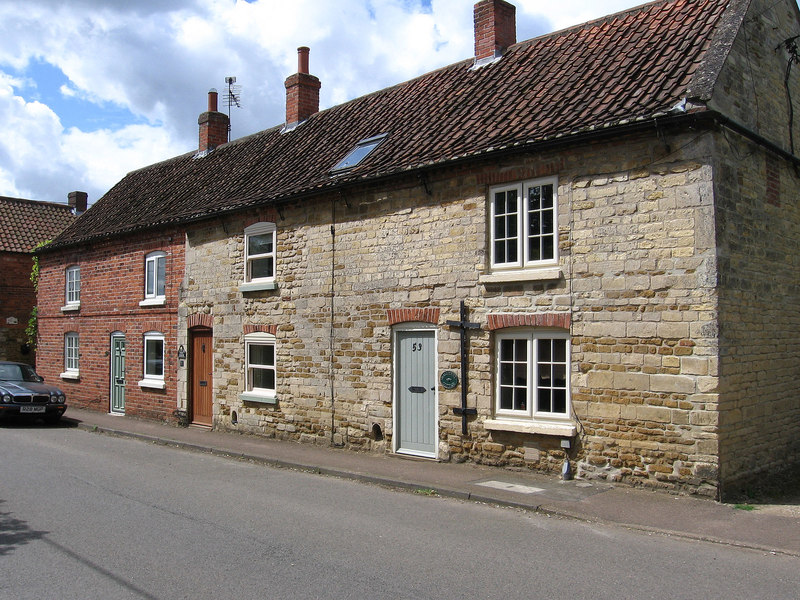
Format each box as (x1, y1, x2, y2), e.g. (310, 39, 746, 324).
(1, 393, 11, 403)
(58, 394, 66, 404)
(50, 393, 65, 404)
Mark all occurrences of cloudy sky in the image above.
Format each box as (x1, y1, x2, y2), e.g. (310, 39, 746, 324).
(0, 0, 770, 206)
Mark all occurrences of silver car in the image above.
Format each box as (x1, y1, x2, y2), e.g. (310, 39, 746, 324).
(0, 361, 67, 424)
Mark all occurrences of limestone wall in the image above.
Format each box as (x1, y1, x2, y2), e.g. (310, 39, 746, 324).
(713, 132, 800, 495)
(180, 131, 728, 494)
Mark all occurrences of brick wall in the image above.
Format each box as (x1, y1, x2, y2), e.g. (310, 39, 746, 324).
(36, 229, 184, 421)
(0, 251, 36, 364)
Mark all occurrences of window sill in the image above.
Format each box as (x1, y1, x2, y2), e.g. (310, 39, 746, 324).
(60, 371, 80, 380)
(480, 267, 562, 285)
(484, 418, 576, 437)
(138, 378, 166, 390)
(139, 297, 166, 307)
(239, 391, 277, 405)
(61, 303, 81, 312)
(240, 281, 278, 293)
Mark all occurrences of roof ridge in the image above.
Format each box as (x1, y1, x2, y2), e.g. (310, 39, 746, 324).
(296, 0, 730, 130)
(508, 0, 699, 48)
(0, 196, 74, 210)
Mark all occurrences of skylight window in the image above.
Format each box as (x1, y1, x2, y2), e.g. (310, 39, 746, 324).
(331, 134, 387, 172)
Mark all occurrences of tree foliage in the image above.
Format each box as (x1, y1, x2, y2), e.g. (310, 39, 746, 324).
(26, 240, 52, 349)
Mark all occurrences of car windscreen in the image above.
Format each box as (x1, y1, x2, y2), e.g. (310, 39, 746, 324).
(0, 364, 40, 382)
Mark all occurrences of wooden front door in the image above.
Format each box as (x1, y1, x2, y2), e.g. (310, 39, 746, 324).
(190, 329, 213, 426)
(395, 329, 437, 458)
(110, 334, 126, 414)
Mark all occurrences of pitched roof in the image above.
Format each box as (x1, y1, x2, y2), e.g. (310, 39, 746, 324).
(0, 196, 77, 253)
(51, 0, 735, 249)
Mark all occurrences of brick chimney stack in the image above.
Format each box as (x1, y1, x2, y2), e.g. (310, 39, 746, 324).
(198, 88, 230, 153)
(68, 191, 88, 215)
(284, 47, 321, 129)
(474, 0, 516, 62)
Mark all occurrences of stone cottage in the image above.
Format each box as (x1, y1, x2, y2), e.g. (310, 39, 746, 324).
(0, 193, 82, 363)
(37, 0, 800, 499)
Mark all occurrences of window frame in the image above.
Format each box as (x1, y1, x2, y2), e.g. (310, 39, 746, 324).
(65, 265, 81, 307)
(62, 332, 79, 379)
(242, 222, 277, 291)
(240, 332, 277, 403)
(494, 329, 571, 423)
(331, 133, 387, 172)
(139, 331, 165, 389)
(143, 251, 167, 301)
(489, 177, 559, 272)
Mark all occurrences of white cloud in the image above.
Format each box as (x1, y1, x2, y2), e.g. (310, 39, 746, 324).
(515, 0, 647, 31)
(62, 125, 187, 193)
(0, 70, 184, 203)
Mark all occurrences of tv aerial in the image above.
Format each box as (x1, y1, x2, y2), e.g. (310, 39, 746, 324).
(224, 76, 242, 141)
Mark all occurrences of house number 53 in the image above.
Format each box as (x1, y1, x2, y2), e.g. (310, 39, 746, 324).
(412, 342, 424, 352)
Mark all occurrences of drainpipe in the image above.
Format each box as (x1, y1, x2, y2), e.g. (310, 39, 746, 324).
(329, 197, 341, 446)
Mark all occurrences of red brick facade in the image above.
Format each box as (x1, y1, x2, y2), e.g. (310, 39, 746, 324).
(0, 251, 35, 363)
(36, 229, 185, 421)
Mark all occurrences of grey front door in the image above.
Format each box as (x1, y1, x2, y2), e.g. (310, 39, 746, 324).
(110, 334, 126, 414)
(396, 329, 437, 457)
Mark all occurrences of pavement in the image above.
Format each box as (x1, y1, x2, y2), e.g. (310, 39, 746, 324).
(61, 407, 800, 557)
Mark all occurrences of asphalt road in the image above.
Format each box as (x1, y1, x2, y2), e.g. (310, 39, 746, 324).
(2, 422, 798, 600)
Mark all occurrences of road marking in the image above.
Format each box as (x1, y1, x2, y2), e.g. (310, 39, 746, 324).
(476, 480, 545, 494)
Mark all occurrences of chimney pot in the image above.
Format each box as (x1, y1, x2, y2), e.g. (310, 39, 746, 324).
(298, 47, 310, 74)
(208, 88, 218, 112)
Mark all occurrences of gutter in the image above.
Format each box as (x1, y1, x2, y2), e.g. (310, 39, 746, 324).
(711, 113, 800, 168)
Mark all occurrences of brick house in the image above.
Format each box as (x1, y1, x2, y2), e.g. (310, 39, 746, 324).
(0, 194, 82, 363)
(37, 0, 800, 499)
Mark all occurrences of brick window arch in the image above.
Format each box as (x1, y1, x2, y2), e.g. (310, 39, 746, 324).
(187, 313, 213, 329)
(243, 324, 277, 336)
(387, 308, 440, 326)
(487, 312, 570, 331)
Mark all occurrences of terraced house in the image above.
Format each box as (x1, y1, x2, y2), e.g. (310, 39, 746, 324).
(36, 0, 800, 499)
(1, 194, 82, 363)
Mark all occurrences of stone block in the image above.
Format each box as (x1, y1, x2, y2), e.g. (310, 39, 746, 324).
(580, 321, 628, 338)
(626, 321, 657, 338)
(680, 357, 708, 376)
(524, 446, 541, 462)
(650, 374, 695, 394)
(586, 370, 614, 388)
(696, 376, 718, 393)
(636, 405, 671, 423)
(689, 410, 718, 426)
(614, 372, 650, 391)
(587, 402, 621, 419)
(657, 322, 690, 339)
